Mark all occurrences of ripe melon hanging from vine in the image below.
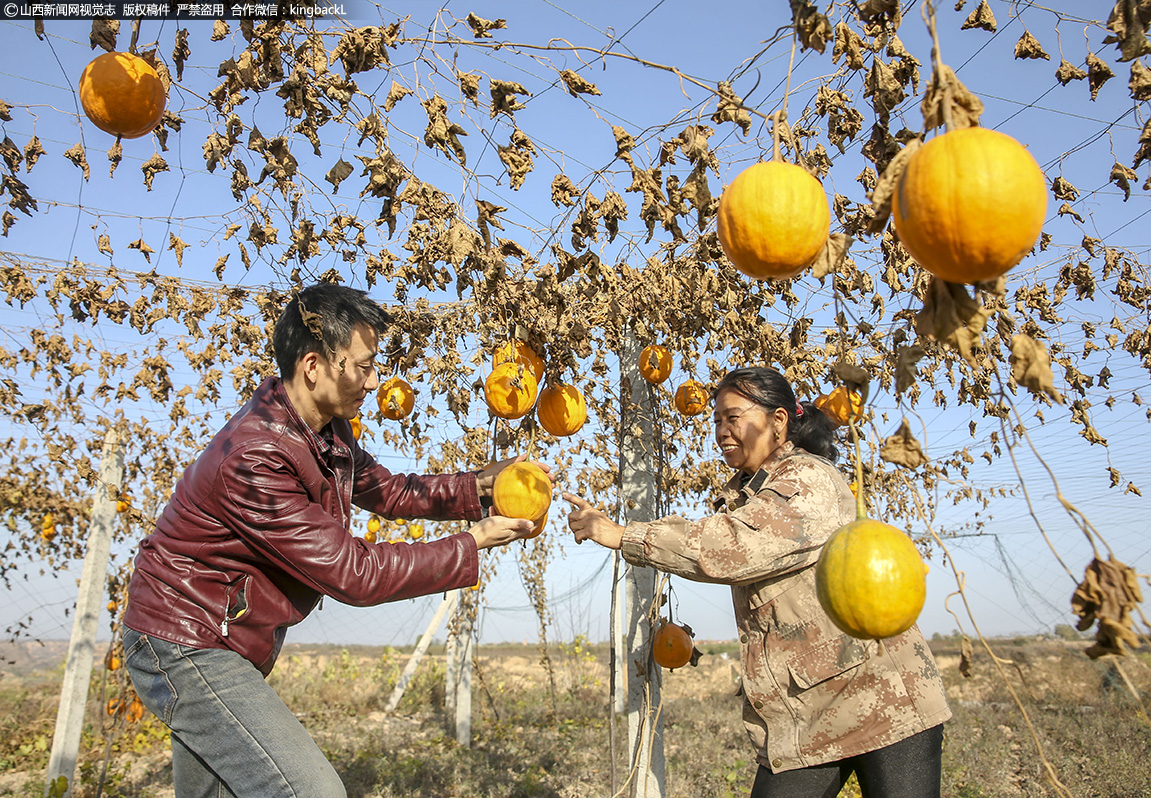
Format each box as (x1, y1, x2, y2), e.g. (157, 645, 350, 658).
(484, 362, 539, 419)
(537, 382, 587, 436)
(716, 108, 831, 281)
(892, 127, 1047, 284)
(78, 52, 167, 139)
(377, 376, 415, 420)
(815, 424, 928, 640)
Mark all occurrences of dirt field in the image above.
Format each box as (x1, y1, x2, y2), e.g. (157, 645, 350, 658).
(1, 635, 1149, 797)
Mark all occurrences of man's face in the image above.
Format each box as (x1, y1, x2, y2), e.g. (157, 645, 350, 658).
(313, 322, 380, 423)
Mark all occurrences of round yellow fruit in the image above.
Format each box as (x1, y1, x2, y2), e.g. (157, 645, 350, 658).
(815, 518, 928, 640)
(492, 462, 551, 522)
(674, 380, 708, 416)
(483, 362, 539, 420)
(891, 127, 1047, 284)
(537, 383, 587, 436)
(79, 52, 167, 139)
(638, 344, 672, 384)
(492, 341, 544, 384)
(717, 161, 830, 280)
(378, 376, 415, 421)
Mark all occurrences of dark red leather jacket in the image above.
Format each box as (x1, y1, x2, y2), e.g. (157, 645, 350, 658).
(123, 377, 483, 676)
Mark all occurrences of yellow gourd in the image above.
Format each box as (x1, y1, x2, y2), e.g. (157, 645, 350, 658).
(638, 345, 673, 384)
(537, 383, 587, 436)
(79, 52, 167, 139)
(674, 380, 708, 416)
(492, 462, 551, 522)
(492, 341, 545, 384)
(816, 518, 929, 640)
(484, 362, 538, 419)
(813, 386, 864, 427)
(378, 376, 415, 420)
(717, 161, 830, 280)
(891, 127, 1047, 283)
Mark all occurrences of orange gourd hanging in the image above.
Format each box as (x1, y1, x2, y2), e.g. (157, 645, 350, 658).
(492, 341, 545, 384)
(537, 383, 587, 436)
(483, 362, 539, 419)
(674, 380, 708, 416)
(652, 622, 694, 669)
(377, 376, 415, 420)
(891, 127, 1046, 284)
(716, 161, 830, 280)
(79, 52, 167, 139)
(638, 345, 672, 384)
(492, 462, 551, 522)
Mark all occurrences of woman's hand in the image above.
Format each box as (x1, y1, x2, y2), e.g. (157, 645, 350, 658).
(563, 493, 625, 550)
(468, 515, 535, 550)
(476, 453, 554, 498)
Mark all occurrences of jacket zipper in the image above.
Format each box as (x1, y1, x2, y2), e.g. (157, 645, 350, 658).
(221, 577, 250, 638)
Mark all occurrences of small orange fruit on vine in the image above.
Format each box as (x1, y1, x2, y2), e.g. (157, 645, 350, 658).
(126, 696, 146, 723)
(717, 161, 830, 280)
(638, 344, 672, 384)
(493, 341, 545, 384)
(674, 380, 708, 416)
(41, 514, 57, 541)
(79, 52, 167, 139)
(492, 462, 551, 522)
(815, 518, 929, 640)
(891, 127, 1047, 283)
(378, 376, 415, 420)
(107, 600, 118, 613)
(106, 652, 121, 671)
(537, 383, 587, 436)
(350, 415, 363, 440)
(484, 362, 539, 419)
(652, 622, 694, 669)
(814, 386, 864, 427)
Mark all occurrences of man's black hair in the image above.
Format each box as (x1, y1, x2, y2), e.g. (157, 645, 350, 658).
(272, 284, 392, 380)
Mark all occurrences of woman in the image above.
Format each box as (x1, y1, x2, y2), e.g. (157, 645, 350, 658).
(564, 366, 951, 797)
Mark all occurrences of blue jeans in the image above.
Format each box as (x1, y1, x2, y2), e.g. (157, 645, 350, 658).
(121, 627, 346, 798)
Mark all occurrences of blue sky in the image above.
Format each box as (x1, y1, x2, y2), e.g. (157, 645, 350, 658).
(0, 1, 1148, 649)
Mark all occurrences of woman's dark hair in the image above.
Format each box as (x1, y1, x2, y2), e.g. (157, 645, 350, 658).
(714, 367, 839, 462)
(272, 283, 392, 379)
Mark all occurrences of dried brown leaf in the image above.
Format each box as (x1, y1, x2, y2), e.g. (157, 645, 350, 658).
(915, 278, 991, 366)
(867, 138, 920, 234)
(559, 70, 601, 97)
(961, 0, 997, 32)
(1014, 30, 1050, 60)
(880, 418, 928, 469)
(1009, 333, 1064, 404)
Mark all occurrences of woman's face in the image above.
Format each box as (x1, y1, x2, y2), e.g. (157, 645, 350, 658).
(713, 387, 789, 474)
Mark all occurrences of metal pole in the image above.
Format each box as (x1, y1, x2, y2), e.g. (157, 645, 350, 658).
(45, 429, 123, 798)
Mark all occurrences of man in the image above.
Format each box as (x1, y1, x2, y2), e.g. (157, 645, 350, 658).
(122, 283, 541, 797)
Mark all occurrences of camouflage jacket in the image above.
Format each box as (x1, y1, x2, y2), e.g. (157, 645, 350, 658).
(620, 441, 951, 772)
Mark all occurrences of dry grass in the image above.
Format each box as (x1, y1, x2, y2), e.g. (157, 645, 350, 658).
(1, 636, 1148, 797)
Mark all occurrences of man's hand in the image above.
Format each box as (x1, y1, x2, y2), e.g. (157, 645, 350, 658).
(468, 515, 535, 550)
(476, 453, 554, 498)
(563, 493, 625, 550)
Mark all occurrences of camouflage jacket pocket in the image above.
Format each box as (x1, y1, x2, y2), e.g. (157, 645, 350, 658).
(786, 634, 870, 691)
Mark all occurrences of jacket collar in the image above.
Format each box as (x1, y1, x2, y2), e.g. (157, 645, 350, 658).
(264, 377, 349, 463)
(713, 440, 797, 511)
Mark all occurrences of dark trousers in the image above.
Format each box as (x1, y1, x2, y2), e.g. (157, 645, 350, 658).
(750, 724, 944, 798)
